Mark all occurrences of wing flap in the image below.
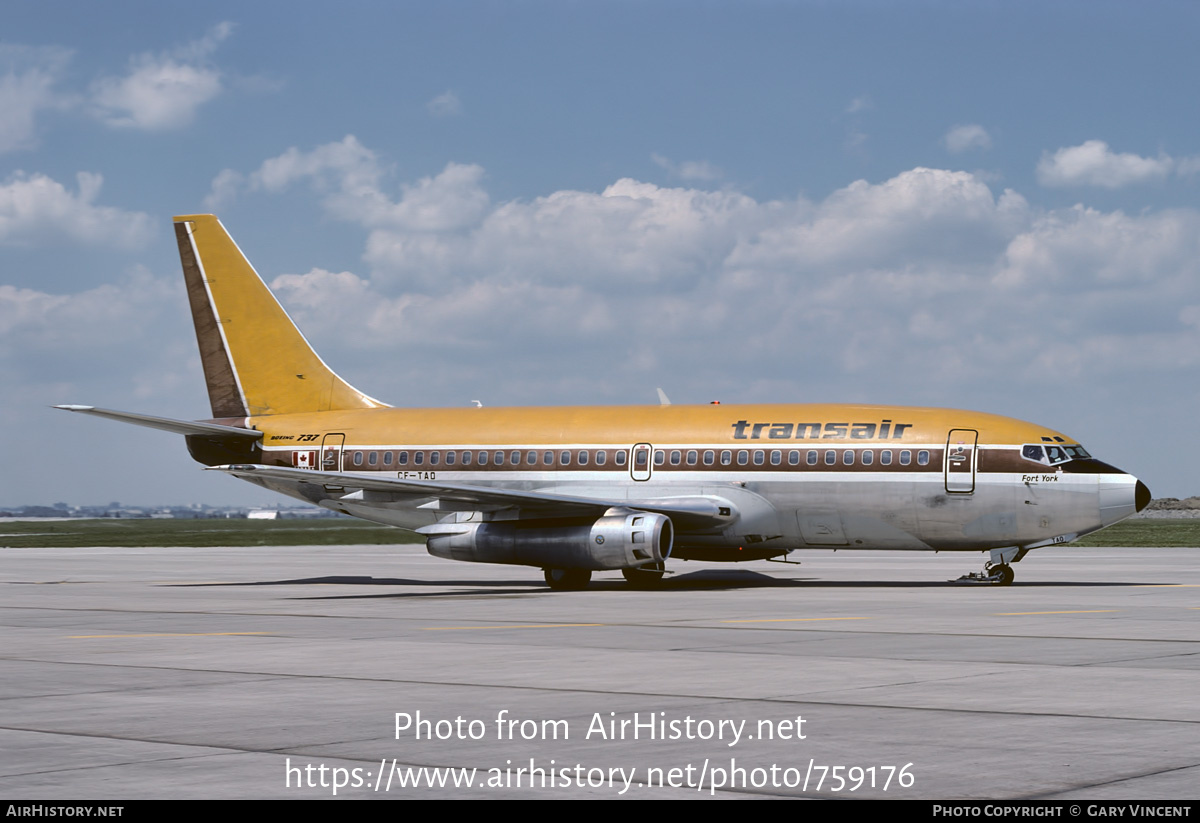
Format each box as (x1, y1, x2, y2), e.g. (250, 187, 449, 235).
(208, 464, 736, 528)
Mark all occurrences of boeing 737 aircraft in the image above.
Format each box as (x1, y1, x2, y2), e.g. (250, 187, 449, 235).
(58, 215, 1151, 588)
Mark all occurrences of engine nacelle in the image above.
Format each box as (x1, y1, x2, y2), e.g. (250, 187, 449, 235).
(421, 508, 673, 570)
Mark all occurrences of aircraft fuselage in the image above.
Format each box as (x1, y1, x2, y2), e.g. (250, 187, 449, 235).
(207, 402, 1147, 563)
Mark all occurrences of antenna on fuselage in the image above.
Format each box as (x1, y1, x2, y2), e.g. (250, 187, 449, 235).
(656, 388, 671, 406)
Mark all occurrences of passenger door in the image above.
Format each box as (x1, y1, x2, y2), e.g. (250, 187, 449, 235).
(944, 429, 978, 494)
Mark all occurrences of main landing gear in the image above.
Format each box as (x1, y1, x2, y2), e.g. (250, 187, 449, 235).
(542, 563, 667, 590)
(955, 547, 1026, 586)
(621, 562, 666, 589)
(543, 568, 591, 590)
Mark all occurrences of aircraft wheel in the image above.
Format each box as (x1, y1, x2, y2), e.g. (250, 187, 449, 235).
(991, 564, 1015, 586)
(543, 568, 592, 591)
(622, 563, 665, 589)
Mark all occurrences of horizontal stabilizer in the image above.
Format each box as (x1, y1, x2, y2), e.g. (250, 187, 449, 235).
(53, 405, 263, 439)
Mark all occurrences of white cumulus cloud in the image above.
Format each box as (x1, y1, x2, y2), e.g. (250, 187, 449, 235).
(208, 136, 489, 231)
(427, 90, 462, 117)
(0, 45, 74, 153)
(651, 153, 722, 182)
(0, 171, 153, 248)
(943, 124, 992, 153)
(90, 22, 232, 130)
(1037, 140, 1172, 188)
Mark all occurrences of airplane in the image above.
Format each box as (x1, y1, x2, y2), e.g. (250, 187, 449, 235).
(58, 214, 1151, 589)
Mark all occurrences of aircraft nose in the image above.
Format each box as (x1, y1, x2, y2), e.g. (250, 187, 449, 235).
(1135, 479, 1152, 513)
(1099, 472, 1149, 527)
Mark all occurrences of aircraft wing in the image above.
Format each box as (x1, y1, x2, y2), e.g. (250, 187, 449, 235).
(54, 405, 263, 439)
(209, 464, 735, 529)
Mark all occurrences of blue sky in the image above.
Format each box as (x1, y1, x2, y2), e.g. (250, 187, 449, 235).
(3, 1, 1198, 505)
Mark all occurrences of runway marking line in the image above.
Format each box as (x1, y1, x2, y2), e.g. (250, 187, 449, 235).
(423, 623, 605, 631)
(1132, 584, 1200, 588)
(995, 610, 1119, 616)
(68, 632, 274, 639)
(720, 617, 872, 623)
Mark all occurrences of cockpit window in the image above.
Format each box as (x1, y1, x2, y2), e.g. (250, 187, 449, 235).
(1022, 443, 1085, 466)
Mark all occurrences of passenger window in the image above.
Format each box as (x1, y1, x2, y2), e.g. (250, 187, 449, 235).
(703, 450, 715, 465)
(494, 451, 505, 465)
(917, 450, 930, 466)
(880, 450, 891, 466)
(686, 450, 698, 465)
(654, 450, 665, 466)
(542, 451, 552, 465)
(561, 450, 571, 465)
(720, 450, 732, 465)
(414, 452, 424, 465)
(615, 450, 627, 466)
(825, 450, 836, 465)
(461, 451, 471, 465)
(789, 450, 800, 465)
(526, 450, 537, 465)
(383, 451, 393, 466)
(444, 451, 455, 465)
(770, 450, 782, 466)
(843, 450, 854, 465)
(478, 451, 488, 465)
(367, 451, 377, 466)
(670, 450, 681, 465)
(353, 451, 363, 466)
(737, 450, 749, 466)
(862, 450, 873, 465)
(510, 450, 520, 465)
(899, 450, 911, 465)
(398, 451, 409, 465)
(430, 451, 440, 466)
(596, 450, 606, 466)
(807, 450, 817, 465)
(578, 450, 588, 466)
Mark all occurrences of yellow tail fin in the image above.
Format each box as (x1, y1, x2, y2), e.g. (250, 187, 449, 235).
(173, 214, 388, 417)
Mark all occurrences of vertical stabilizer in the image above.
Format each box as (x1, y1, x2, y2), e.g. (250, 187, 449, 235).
(174, 214, 388, 417)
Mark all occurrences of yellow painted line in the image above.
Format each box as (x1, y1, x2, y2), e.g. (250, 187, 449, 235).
(721, 617, 872, 624)
(69, 632, 274, 639)
(996, 610, 1119, 616)
(1132, 584, 1200, 588)
(423, 623, 605, 631)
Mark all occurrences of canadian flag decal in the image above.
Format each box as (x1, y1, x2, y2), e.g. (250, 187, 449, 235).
(293, 450, 318, 469)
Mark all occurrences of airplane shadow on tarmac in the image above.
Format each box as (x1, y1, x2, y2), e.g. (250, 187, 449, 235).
(164, 569, 1149, 600)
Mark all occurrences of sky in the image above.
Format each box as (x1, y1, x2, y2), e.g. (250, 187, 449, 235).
(3, 1, 1198, 507)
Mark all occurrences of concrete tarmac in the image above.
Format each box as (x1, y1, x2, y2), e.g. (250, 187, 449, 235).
(1, 544, 1197, 799)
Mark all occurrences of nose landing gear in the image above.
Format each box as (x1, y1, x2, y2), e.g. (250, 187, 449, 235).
(954, 547, 1025, 586)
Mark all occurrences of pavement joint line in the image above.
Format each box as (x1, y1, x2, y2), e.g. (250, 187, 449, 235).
(422, 623, 606, 630)
(67, 632, 275, 639)
(994, 610, 1120, 616)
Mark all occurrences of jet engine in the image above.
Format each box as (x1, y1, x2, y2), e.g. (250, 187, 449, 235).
(420, 507, 673, 570)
